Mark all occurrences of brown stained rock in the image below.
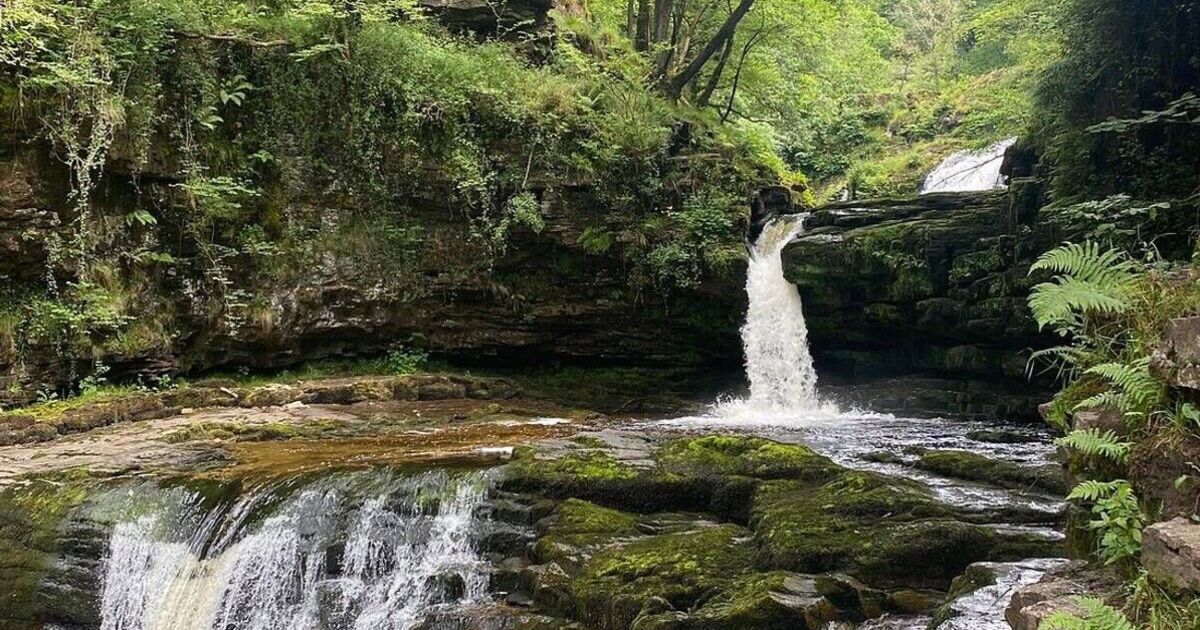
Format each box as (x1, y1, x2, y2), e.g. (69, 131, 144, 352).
(1071, 406, 1127, 435)
(1004, 561, 1122, 630)
(1153, 316, 1200, 390)
(1129, 431, 1200, 521)
(1143, 517, 1200, 593)
(0, 415, 57, 446)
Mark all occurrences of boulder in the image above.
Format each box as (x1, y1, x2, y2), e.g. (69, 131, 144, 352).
(1004, 561, 1122, 630)
(1142, 517, 1200, 593)
(1152, 316, 1200, 390)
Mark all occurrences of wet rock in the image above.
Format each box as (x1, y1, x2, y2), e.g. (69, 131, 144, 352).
(1142, 517, 1200, 593)
(481, 522, 535, 556)
(684, 571, 841, 630)
(931, 558, 1069, 629)
(655, 435, 841, 482)
(966, 429, 1037, 444)
(426, 571, 467, 601)
(886, 589, 936, 614)
(502, 436, 838, 516)
(1004, 561, 1122, 630)
(569, 523, 757, 630)
(914, 449, 1068, 495)
(815, 573, 888, 618)
(751, 470, 1062, 588)
(491, 556, 530, 594)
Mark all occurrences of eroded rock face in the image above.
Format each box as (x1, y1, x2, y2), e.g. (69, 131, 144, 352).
(782, 184, 1058, 420)
(1143, 517, 1200, 593)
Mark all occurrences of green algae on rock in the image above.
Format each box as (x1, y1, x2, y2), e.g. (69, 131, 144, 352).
(914, 449, 1069, 495)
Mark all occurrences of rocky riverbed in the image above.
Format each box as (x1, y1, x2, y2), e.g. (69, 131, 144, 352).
(0, 372, 1075, 630)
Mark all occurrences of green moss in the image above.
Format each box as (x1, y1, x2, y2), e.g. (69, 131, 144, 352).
(750, 469, 1059, 586)
(0, 475, 92, 629)
(915, 449, 1069, 495)
(686, 571, 835, 630)
(533, 499, 643, 569)
(655, 436, 839, 482)
(501, 450, 711, 513)
(571, 524, 756, 630)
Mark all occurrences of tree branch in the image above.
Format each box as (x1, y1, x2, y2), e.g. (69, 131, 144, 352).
(663, 0, 754, 100)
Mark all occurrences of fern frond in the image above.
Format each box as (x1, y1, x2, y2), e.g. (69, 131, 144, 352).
(1031, 242, 1138, 285)
(1028, 242, 1140, 330)
(1056, 429, 1133, 464)
(1085, 360, 1164, 411)
(1077, 596, 1136, 630)
(1066, 479, 1127, 502)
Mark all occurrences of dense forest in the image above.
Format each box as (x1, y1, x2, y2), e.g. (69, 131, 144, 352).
(2, 0, 1200, 628)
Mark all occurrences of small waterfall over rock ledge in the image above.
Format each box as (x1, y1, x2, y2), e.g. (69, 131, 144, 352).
(920, 137, 1016, 194)
(96, 470, 491, 630)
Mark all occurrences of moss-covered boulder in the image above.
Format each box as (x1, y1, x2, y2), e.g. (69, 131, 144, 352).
(501, 450, 712, 513)
(654, 436, 839, 482)
(569, 523, 757, 630)
(501, 436, 840, 518)
(751, 470, 1061, 587)
(914, 449, 1068, 495)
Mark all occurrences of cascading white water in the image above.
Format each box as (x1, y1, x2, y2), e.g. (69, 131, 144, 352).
(97, 470, 491, 630)
(919, 137, 1016, 194)
(738, 216, 819, 410)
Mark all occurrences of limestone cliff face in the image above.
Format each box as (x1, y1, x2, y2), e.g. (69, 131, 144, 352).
(0, 140, 747, 407)
(782, 182, 1058, 419)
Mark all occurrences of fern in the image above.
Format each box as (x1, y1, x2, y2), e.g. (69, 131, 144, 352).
(1056, 429, 1133, 464)
(1028, 242, 1138, 330)
(1066, 479, 1128, 502)
(1065, 480, 1145, 565)
(1074, 359, 1165, 424)
(1044, 597, 1136, 630)
(1031, 242, 1139, 285)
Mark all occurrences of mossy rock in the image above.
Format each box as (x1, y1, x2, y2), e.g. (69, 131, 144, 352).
(751, 470, 1061, 587)
(681, 571, 839, 630)
(502, 450, 710, 513)
(914, 449, 1068, 495)
(502, 436, 842, 518)
(654, 436, 840, 482)
(570, 523, 757, 630)
(0, 474, 93, 630)
(533, 499, 642, 571)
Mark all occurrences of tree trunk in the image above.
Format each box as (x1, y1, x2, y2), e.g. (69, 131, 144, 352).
(652, 0, 674, 44)
(663, 0, 754, 100)
(696, 37, 734, 107)
(635, 0, 651, 51)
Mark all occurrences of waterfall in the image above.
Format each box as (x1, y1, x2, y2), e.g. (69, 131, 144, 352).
(97, 470, 491, 630)
(737, 216, 819, 411)
(919, 137, 1016, 194)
